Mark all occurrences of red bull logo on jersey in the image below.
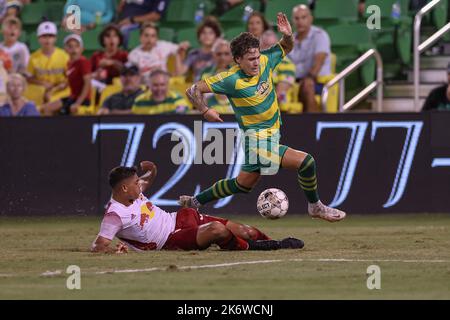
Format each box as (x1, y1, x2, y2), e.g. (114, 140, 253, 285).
(139, 202, 155, 229)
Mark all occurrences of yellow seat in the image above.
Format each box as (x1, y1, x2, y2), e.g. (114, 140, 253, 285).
(281, 73, 339, 113)
(76, 88, 98, 116)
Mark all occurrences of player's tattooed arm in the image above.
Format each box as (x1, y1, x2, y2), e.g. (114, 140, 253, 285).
(139, 161, 157, 193)
(280, 33, 294, 54)
(277, 12, 294, 54)
(186, 81, 223, 122)
(186, 81, 210, 113)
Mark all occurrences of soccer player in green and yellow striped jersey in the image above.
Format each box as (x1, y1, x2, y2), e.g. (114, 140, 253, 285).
(180, 13, 346, 222)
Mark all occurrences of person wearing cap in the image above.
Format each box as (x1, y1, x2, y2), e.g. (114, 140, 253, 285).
(41, 34, 91, 115)
(132, 69, 189, 115)
(97, 62, 143, 115)
(0, 16, 29, 74)
(422, 63, 450, 111)
(27, 21, 70, 104)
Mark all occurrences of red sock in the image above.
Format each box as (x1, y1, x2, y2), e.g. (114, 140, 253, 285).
(251, 227, 271, 240)
(217, 233, 249, 250)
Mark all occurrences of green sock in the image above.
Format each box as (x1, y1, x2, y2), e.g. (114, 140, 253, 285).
(195, 178, 252, 205)
(297, 154, 320, 203)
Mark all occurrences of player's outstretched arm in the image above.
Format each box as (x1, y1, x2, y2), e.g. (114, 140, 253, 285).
(186, 80, 223, 122)
(139, 161, 157, 193)
(91, 236, 128, 254)
(277, 12, 294, 54)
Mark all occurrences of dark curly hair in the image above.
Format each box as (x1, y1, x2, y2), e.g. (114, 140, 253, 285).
(197, 16, 222, 40)
(98, 24, 124, 48)
(230, 32, 260, 60)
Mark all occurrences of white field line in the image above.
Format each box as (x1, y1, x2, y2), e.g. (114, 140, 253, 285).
(34, 257, 450, 277)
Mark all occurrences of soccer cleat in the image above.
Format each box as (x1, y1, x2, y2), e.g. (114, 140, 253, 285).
(247, 237, 304, 250)
(279, 237, 304, 249)
(178, 195, 201, 208)
(247, 239, 282, 251)
(308, 200, 346, 222)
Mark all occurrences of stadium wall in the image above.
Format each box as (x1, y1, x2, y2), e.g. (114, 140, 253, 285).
(1, 112, 449, 216)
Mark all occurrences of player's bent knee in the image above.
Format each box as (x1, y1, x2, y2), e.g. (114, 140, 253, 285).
(205, 221, 229, 239)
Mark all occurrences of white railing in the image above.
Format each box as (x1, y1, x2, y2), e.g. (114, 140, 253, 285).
(321, 49, 383, 112)
(414, 0, 450, 111)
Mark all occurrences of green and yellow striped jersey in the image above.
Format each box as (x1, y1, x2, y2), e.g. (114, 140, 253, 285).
(132, 90, 189, 115)
(204, 43, 286, 136)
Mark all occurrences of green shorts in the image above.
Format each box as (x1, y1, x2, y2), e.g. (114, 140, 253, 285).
(240, 132, 289, 174)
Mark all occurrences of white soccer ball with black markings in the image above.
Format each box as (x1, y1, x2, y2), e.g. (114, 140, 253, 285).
(257, 188, 289, 219)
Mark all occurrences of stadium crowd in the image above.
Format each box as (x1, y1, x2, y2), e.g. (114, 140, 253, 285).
(0, 0, 447, 117)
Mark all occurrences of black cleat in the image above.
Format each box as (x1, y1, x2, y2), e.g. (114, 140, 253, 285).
(279, 237, 304, 249)
(247, 239, 282, 251)
(247, 238, 304, 250)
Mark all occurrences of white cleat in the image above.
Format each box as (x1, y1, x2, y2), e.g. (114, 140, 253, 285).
(178, 195, 200, 208)
(308, 200, 346, 222)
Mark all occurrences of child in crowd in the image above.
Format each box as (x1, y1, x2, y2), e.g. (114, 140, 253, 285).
(27, 21, 69, 104)
(0, 16, 29, 74)
(41, 34, 91, 115)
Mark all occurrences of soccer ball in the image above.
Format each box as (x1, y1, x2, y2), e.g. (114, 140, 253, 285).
(256, 188, 289, 219)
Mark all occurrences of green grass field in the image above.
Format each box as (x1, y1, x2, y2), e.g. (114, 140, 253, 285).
(1, 214, 449, 299)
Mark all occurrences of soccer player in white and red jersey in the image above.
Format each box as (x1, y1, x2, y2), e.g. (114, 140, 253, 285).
(91, 161, 304, 253)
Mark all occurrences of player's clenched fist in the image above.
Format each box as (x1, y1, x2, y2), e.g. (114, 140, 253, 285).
(140, 161, 156, 173)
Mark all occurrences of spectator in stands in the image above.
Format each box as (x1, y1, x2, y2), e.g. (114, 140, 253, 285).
(0, 73, 39, 116)
(98, 62, 143, 115)
(201, 39, 233, 114)
(0, 0, 7, 23)
(260, 30, 296, 107)
(62, 0, 115, 32)
(41, 34, 91, 116)
(0, 17, 29, 74)
(176, 16, 222, 82)
(27, 21, 69, 104)
(246, 11, 270, 40)
(5, 0, 22, 18)
(117, 0, 169, 48)
(288, 4, 331, 112)
(0, 47, 12, 72)
(132, 69, 189, 115)
(422, 62, 450, 111)
(91, 24, 128, 85)
(128, 22, 189, 83)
